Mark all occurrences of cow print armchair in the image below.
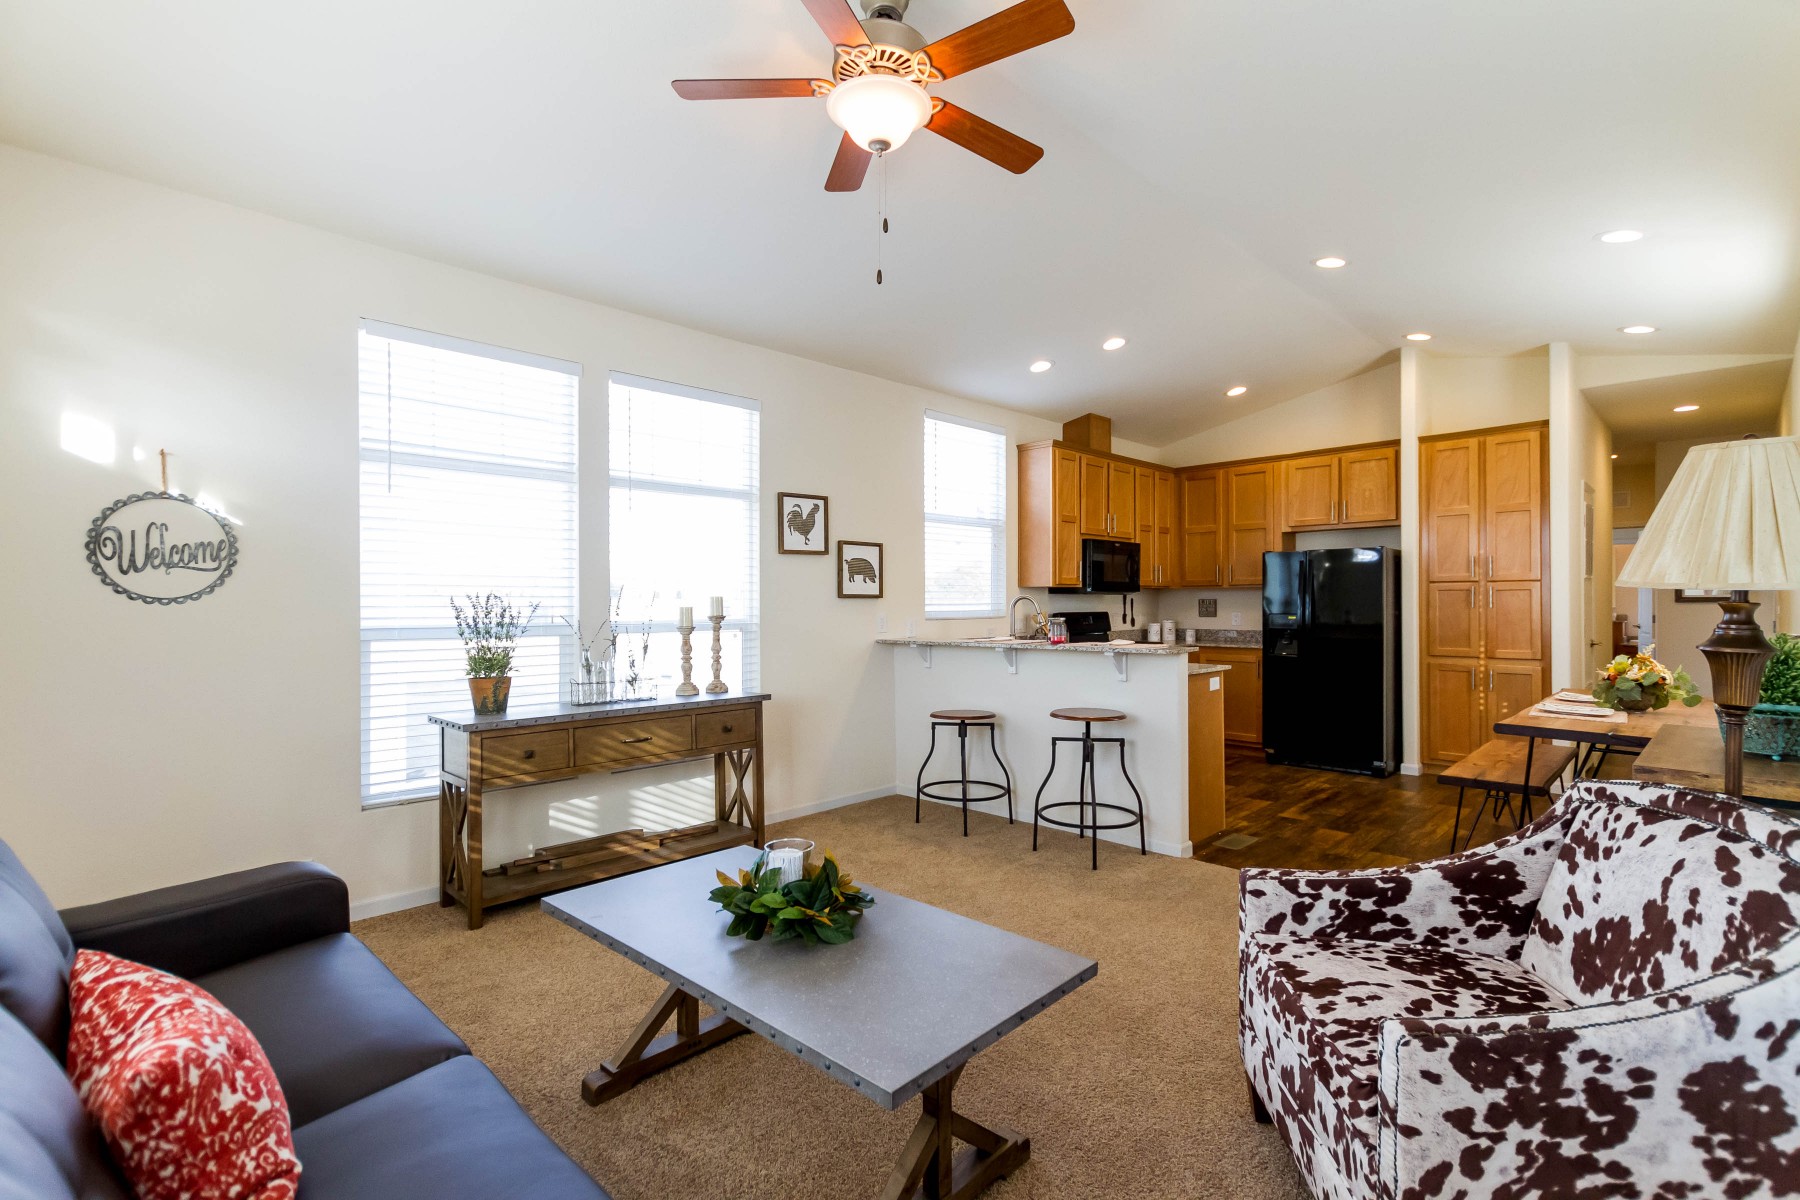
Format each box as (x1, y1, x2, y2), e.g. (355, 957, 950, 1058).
(1238, 779, 1800, 1200)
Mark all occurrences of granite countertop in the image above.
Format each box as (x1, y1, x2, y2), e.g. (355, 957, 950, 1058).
(876, 637, 1191, 656)
(428, 691, 771, 733)
(1177, 629, 1263, 648)
(1189, 664, 1232, 676)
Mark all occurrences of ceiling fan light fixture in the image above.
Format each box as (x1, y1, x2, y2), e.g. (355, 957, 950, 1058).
(825, 73, 932, 153)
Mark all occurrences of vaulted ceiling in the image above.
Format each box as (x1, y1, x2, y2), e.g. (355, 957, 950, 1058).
(2, 0, 1796, 445)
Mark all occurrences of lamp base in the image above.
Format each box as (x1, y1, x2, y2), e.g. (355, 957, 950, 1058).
(1700, 592, 1775, 799)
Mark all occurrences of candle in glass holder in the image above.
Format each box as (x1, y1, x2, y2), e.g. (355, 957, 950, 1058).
(678, 606, 693, 629)
(709, 595, 724, 619)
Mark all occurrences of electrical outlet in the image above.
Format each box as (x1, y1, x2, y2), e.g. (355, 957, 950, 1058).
(1231, 611, 1243, 627)
(1210, 676, 1221, 691)
(876, 614, 887, 634)
(1198, 598, 1218, 618)
(905, 620, 917, 638)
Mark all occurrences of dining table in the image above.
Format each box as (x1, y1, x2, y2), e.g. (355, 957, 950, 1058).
(1493, 693, 1718, 783)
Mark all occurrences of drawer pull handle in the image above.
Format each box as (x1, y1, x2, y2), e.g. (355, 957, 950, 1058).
(720, 724, 734, 733)
(622, 736, 653, 744)
(523, 749, 535, 760)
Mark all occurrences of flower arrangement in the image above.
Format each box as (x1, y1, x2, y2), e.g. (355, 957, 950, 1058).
(708, 850, 875, 945)
(451, 593, 539, 715)
(1593, 645, 1702, 713)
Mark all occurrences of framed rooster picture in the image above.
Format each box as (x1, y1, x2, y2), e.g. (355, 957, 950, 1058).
(777, 492, 829, 555)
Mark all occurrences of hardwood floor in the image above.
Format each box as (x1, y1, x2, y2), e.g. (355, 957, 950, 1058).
(1193, 747, 1539, 872)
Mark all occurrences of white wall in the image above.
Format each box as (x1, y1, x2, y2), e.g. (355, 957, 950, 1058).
(1418, 351, 1549, 435)
(0, 146, 1071, 910)
(1157, 361, 1400, 467)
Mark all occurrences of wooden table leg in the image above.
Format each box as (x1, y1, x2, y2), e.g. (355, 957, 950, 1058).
(878, 1065, 1030, 1200)
(581, 981, 748, 1106)
(752, 740, 765, 848)
(465, 778, 485, 930)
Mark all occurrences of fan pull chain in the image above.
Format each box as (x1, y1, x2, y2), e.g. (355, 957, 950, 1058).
(876, 149, 889, 285)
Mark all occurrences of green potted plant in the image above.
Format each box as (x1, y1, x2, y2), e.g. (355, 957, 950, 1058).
(1738, 631, 1800, 759)
(1592, 646, 1703, 713)
(451, 593, 540, 715)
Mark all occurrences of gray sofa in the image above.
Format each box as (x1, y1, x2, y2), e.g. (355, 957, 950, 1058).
(0, 839, 608, 1200)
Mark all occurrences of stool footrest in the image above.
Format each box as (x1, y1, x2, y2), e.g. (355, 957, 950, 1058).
(1033, 800, 1143, 833)
(918, 780, 1011, 804)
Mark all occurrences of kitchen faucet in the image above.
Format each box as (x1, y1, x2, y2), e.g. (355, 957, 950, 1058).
(1009, 595, 1046, 640)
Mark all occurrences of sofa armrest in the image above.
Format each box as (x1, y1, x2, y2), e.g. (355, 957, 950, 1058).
(1239, 804, 1575, 962)
(59, 861, 350, 980)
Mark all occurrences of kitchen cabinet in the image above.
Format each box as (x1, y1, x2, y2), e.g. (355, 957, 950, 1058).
(1420, 424, 1549, 765)
(1179, 469, 1223, 587)
(1283, 446, 1399, 530)
(1019, 442, 1160, 588)
(1136, 466, 1177, 587)
(1225, 465, 1278, 589)
(1078, 454, 1111, 538)
(1191, 646, 1263, 747)
(1107, 460, 1137, 538)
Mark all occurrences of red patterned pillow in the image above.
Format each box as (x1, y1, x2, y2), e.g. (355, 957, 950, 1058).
(65, 949, 301, 1200)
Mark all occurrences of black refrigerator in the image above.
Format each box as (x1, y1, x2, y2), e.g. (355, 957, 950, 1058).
(1263, 548, 1401, 776)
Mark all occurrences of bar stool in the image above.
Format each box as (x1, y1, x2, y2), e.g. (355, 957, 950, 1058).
(915, 710, 1014, 836)
(1032, 708, 1146, 870)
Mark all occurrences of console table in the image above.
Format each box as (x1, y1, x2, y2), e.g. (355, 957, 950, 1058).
(430, 692, 769, 929)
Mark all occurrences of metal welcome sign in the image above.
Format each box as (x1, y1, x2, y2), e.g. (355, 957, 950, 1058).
(85, 492, 239, 605)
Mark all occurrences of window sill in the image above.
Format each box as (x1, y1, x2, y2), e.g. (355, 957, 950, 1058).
(361, 789, 437, 812)
(926, 613, 1005, 622)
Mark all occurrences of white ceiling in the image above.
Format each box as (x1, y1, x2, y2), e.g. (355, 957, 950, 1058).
(1586, 359, 1790, 450)
(2, 0, 1797, 445)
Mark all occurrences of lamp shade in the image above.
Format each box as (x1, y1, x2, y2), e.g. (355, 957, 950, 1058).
(1616, 435, 1800, 590)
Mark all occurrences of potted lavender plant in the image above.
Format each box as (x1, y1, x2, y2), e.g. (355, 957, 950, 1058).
(451, 593, 539, 715)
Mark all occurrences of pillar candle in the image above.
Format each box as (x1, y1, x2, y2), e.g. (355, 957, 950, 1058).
(678, 606, 693, 628)
(709, 596, 724, 618)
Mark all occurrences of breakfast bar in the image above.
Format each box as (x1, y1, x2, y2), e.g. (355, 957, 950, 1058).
(880, 638, 1229, 857)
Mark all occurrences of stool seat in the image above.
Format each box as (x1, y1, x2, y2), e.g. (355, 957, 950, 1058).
(930, 709, 996, 722)
(1050, 707, 1126, 723)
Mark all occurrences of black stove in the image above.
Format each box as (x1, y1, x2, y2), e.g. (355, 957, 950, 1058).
(1050, 610, 1113, 643)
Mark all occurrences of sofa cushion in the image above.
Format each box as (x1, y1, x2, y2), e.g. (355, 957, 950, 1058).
(0, 840, 74, 1051)
(0, 1004, 129, 1200)
(1521, 785, 1800, 1004)
(194, 933, 468, 1126)
(1240, 935, 1572, 1200)
(292, 1055, 608, 1200)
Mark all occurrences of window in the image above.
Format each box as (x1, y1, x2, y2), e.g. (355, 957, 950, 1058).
(923, 411, 1006, 618)
(608, 373, 759, 691)
(358, 321, 579, 805)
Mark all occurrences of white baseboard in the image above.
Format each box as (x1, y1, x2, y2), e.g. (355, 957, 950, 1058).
(1400, 762, 1424, 777)
(351, 886, 441, 922)
(913, 791, 1191, 859)
(766, 786, 894, 824)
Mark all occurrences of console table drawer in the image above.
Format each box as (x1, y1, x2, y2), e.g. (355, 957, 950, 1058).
(482, 730, 572, 780)
(575, 717, 693, 766)
(696, 707, 758, 750)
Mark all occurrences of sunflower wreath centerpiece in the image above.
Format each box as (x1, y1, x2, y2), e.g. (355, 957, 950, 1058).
(1592, 645, 1703, 713)
(708, 849, 875, 945)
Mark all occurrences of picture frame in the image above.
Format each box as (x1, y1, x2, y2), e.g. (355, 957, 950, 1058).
(776, 492, 829, 555)
(1674, 588, 1733, 603)
(837, 540, 883, 599)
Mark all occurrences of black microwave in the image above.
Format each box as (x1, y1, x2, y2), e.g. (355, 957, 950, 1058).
(1051, 538, 1140, 594)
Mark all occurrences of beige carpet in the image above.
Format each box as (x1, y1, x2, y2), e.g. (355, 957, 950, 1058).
(356, 796, 1309, 1200)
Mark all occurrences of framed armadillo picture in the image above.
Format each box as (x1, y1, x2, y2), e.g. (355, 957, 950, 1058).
(837, 540, 883, 599)
(777, 492, 829, 554)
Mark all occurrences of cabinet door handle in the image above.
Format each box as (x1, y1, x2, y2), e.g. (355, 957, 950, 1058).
(1469, 668, 1476, 687)
(1489, 585, 1495, 609)
(523, 749, 535, 760)
(1489, 669, 1495, 690)
(1468, 553, 1475, 579)
(1488, 554, 1495, 578)
(622, 736, 653, 744)
(1215, 565, 1222, 584)
(1468, 585, 1476, 608)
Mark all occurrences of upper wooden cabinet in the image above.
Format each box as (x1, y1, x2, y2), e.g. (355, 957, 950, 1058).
(1179, 469, 1224, 587)
(1020, 443, 1167, 589)
(1152, 469, 1176, 589)
(1283, 446, 1398, 530)
(1225, 464, 1278, 589)
(1020, 444, 1083, 589)
(1077, 454, 1111, 539)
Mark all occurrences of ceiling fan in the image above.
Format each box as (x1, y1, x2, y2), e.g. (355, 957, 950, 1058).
(672, 0, 1075, 192)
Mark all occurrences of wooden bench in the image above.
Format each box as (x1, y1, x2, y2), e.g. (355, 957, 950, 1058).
(1439, 738, 1577, 851)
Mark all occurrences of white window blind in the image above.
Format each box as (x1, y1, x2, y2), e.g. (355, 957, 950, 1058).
(924, 411, 1007, 619)
(608, 373, 759, 692)
(358, 321, 579, 805)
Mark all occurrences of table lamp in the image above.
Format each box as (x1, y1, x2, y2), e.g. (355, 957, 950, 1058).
(1615, 435, 1800, 797)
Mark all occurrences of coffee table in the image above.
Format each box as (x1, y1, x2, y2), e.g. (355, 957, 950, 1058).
(542, 847, 1097, 1199)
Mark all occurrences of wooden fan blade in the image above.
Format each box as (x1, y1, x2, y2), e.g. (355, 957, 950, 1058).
(922, 0, 1074, 79)
(672, 78, 820, 100)
(825, 133, 873, 191)
(925, 101, 1044, 173)
(800, 0, 869, 46)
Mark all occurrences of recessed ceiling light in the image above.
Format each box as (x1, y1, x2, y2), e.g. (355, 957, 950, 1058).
(1611, 454, 1619, 460)
(1313, 256, 1347, 269)
(1225, 386, 1248, 397)
(1102, 336, 1127, 351)
(1029, 359, 1053, 373)
(1405, 332, 1432, 342)
(1599, 230, 1644, 244)
(1620, 325, 1658, 334)
(1674, 405, 1699, 413)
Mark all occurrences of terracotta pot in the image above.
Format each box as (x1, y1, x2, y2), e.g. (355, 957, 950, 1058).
(468, 676, 512, 715)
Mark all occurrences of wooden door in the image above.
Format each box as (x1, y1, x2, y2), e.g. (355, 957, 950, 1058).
(1486, 580, 1543, 660)
(1133, 466, 1157, 575)
(1109, 460, 1138, 539)
(1340, 446, 1400, 524)
(1424, 658, 1484, 764)
(1488, 661, 1545, 729)
(1180, 470, 1223, 587)
(1425, 582, 1482, 658)
(1153, 470, 1177, 589)
(1053, 449, 1082, 587)
(1423, 438, 1481, 582)
(1484, 428, 1542, 582)
(1284, 454, 1339, 528)
(1197, 650, 1263, 747)
(1078, 455, 1110, 538)
(1225, 465, 1276, 588)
